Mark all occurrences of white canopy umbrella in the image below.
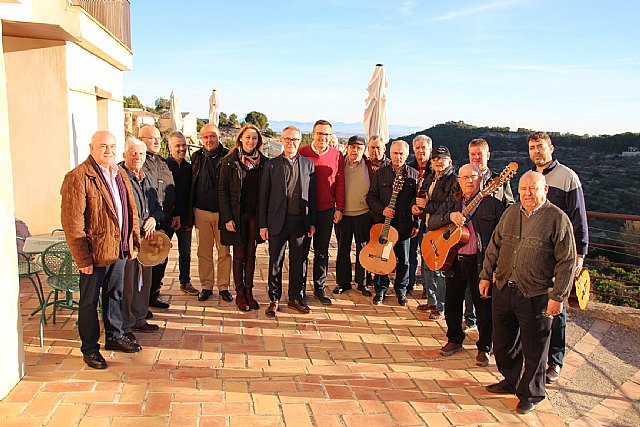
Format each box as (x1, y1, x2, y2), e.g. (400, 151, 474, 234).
(363, 64, 389, 145)
(169, 92, 183, 132)
(208, 90, 220, 127)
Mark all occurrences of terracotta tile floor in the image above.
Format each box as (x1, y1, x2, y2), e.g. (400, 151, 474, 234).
(2, 238, 582, 425)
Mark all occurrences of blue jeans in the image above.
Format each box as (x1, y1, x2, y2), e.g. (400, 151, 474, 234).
(464, 287, 477, 327)
(78, 258, 126, 354)
(423, 268, 445, 311)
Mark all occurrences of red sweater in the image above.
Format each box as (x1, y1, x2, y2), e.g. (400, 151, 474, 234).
(298, 145, 345, 211)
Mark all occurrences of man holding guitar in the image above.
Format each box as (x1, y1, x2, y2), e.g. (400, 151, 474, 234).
(428, 164, 505, 364)
(364, 140, 419, 306)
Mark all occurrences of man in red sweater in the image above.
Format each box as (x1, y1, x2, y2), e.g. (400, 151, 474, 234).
(298, 120, 346, 305)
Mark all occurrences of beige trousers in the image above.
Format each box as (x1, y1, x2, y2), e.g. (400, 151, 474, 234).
(193, 208, 231, 291)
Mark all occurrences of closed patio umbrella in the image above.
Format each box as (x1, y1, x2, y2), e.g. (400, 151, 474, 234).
(169, 92, 183, 132)
(209, 90, 220, 127)
(363, 64, 389, 145)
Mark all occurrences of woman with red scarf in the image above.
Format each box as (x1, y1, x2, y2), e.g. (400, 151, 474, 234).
(218, 124, 268, 311)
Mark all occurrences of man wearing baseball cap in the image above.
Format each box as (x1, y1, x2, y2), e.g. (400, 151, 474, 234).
(334, 136, 377, 297)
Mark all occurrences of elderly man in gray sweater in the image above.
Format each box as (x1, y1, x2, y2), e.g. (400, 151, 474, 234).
(478, 171, 576, 415)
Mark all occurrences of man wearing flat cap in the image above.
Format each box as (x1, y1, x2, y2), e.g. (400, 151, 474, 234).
(334, 135, 376, 297)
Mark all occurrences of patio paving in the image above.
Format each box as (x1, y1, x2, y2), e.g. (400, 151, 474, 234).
(4, 236, 640, 426)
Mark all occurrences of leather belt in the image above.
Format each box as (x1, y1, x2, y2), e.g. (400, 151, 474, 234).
(456, 253, 477, 261)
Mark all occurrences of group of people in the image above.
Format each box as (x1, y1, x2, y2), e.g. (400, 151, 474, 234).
(60, 120, 587, 415)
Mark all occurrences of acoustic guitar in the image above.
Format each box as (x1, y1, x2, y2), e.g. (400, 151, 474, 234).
(568, 268, 590, 309)
(359, 173, 405, 275)
(421, 162, 518, 271)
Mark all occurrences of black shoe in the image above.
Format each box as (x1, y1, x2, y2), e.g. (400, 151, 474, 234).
(220, 290, 233, 302)
(105, 336, 142, 353)
(476, 351, 490, 367)
(516, 400, 536, 414)
(198, 289, 213, 301)
(83, 351, 107, 369)
(314, 290, 332, 305)
(124, 332, 138, 344)
(398, 295, 408, 306)
(357, 284, 373, 297)
(373, 290, 386, 305)
(132, 322, 160, 333)
(149, 297, 169, 309)
(145, 310, 153, 320)
(406, 285, 414, 294)
(546, 363, 561, 384)
(332, 285, 351, 294)
(486, 380, 516, 394)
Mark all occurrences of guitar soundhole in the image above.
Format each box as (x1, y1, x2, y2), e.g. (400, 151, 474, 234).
(378, 237, 388, 245)
(443, 230, 450, 239)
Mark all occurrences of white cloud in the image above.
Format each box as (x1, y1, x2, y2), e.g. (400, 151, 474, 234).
(400, 1, 417, 15)
(436, 0, 519, 21)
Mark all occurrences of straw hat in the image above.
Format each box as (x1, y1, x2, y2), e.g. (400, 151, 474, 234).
(138, 231, 172, 267)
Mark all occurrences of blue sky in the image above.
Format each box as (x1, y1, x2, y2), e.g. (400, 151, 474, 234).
(124, 0, 640, 135)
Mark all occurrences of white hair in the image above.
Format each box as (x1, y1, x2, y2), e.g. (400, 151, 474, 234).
(124, 137, 146, 153)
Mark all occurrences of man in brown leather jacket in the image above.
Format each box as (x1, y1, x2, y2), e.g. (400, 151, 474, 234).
(61, 131, 142, 369)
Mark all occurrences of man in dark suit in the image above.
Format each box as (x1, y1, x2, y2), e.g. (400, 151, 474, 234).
(259, 125, 316, 318)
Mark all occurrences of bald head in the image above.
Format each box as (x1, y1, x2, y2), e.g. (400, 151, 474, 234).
(138, 125, 161, 154)
(519, 171, 548, 213)
(89, 131, 117, 168)
(457, 164, 481, 198)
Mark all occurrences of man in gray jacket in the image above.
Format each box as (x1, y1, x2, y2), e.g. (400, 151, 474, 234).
(479, 171, 576, 415)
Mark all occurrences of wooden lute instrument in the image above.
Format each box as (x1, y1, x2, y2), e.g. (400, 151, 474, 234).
(359, 172, 405, 275)
(421, 162, 518, 271)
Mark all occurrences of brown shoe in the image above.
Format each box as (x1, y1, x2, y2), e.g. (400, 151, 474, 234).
(180, 282, 199, 296)
(429, 309, 444, 320)
(288, 299, 311, 314)
(546, 363, 561, 383)
(476, 351, 490, 367)
(417, 303, 437, 311)
(440, 342, 463, 356)
(265, 301, 278, 318)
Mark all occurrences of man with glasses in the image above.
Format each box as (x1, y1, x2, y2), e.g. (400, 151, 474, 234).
(298, 120, 345, 305)
(259, 126, 316, 318)
(428, 164, 505, 366)
(138, 125, 175, 312)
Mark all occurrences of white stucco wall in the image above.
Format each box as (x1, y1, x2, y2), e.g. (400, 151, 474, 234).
(0, 22, 26, 401)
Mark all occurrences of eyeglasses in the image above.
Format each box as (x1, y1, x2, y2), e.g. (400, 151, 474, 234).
(458, 175, 480, 181)
(314, 132, 331, 138)
(282, 137, 301, 144)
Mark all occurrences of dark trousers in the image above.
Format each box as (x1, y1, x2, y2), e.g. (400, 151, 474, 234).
(78, 258, 126, 354)
(122, 259, 153, 331)
(233, 213, 258, 289)
(268, 218, 310, 302)
(444, 257, 492, 352)
(152, 224, 192, 298)
(492, 283, 553, 404)
(335, 213, 372, 288)
(374, 237, 410, 296)
(303, 208, 334, 292)
(548, 306, 567, 367)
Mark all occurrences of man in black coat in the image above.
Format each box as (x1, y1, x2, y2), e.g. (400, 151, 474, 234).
(188, 124, 232, 303)
(366, 140, 419, 306)
(139, 125, 175, 310)
(259, 126, 316, 318)
(428, 164, 505, 365)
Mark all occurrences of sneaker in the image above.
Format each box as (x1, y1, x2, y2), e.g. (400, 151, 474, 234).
(440, 342, 463, 356)
(180, 282, 199, 296)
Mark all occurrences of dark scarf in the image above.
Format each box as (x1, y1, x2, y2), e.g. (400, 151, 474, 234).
(200, 144, 223, 192)
(89, 156, 130, 257)
(238, 147, 261, 170)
